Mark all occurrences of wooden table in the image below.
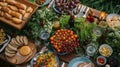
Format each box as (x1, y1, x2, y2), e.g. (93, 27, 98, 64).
(0, 4, 106, 67)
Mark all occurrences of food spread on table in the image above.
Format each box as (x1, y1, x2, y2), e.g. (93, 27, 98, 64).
(0, 0, 120, 67)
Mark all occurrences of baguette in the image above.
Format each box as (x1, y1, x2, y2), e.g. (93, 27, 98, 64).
(10, 41, 19, 48)
(8, 44, 17, 51)
(1, 6, 11, 13)
(18, 9, 26, 15)
(15, 2, 27, 10)
(8, 5, 18, 11)
(12, 17, 22, 24)
(0, 0, 6, 2)
(23, 13, 30, 20)
(26, 7, 33, 13)
(0, 2, 8, 6)
(0, 11, 4, 16)
(4, 12, 12, 20)
(10, 11, 22, 19)
(0, 5, 2, 10)
(6, 0, 17, 5)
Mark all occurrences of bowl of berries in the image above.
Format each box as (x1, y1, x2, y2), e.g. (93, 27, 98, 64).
(50, 29, 80, 55)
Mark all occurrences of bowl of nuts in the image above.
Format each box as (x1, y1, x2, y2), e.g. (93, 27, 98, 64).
(99, 44, 113, 57)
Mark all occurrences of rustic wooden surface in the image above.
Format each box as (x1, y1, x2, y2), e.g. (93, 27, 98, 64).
(0, 3, 108, 67)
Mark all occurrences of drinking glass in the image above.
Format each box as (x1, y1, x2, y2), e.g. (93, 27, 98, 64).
(86, 42, 97, 57)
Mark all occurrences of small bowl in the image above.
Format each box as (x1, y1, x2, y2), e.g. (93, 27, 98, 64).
(106, 13, 120, 21)
(35, 0, 51, 7)
(99, 44, 113, 57)
(97, 56, 107, 65)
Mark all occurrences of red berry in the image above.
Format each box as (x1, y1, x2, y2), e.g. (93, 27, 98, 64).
(40, 22, 44, 26)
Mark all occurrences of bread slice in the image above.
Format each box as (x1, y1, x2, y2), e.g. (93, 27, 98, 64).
(16, 36, 22, 45)
(12, 38, 21, 47)
(20, 36, 24, 44)
(5, 51, 15, 57)
(23, 36, 28, 45)
(10, 41, 19, 48)
(8, 44, 17, 51)
(5, 47, 16, 54)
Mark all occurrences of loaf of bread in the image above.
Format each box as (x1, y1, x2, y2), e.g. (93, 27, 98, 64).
(0, 2, 8, 6)
(10, 11, 22, 19)
(12, 17, 22, 24)
(26, 7, 33, 13)
(4, 12, 12, 20)
(0, 11, 4, 16)
(1, 6, 11, 13)
(8, 5, 18, 11)
(0, 0, 6, 2)
(15, 2, 27, 10)
(23, 13, 30, 20)
(18, 9, 26, 15)
(6, 0, 17, 5)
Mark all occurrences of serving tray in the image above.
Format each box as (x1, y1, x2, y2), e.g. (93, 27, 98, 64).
(6, 41, 37, 64)
(0, 0, 38, 30)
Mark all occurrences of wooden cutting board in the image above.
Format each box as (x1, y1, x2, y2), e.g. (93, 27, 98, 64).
(6, 41, 36, 64)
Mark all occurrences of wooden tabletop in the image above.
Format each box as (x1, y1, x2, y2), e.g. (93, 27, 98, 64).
(0, 3, 107, 67)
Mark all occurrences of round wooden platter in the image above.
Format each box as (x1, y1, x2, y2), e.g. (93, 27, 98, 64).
(6, 41, 37, 64)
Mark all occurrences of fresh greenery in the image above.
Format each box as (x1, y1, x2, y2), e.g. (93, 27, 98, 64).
(105, 30, 120, 62)
(74, 17, 97, 44)
(59, 15, 71, 28)
(80, 0, 120, 14)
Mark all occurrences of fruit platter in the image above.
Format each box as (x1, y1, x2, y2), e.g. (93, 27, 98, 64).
(0, 0, 120, 67)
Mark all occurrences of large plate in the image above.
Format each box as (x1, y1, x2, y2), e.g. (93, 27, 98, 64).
(68, 57, 92, 67)
(0, 34, 11, 53)
(30, 50, 59, 67)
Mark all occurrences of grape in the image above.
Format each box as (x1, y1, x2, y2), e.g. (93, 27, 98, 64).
(55, 0, 79, 15)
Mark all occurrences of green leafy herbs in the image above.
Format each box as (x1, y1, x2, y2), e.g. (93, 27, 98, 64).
(59, 15, 71, 28)
(105, 30, 120, 66)
(74, 17, 97, 44)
